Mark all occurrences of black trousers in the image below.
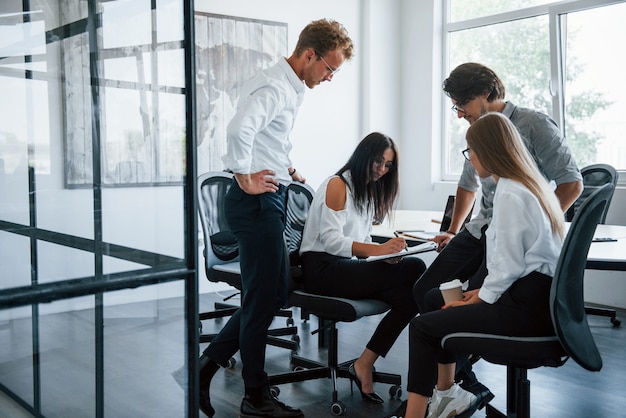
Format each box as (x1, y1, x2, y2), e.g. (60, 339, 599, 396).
(412, 227, 488, 313)
(407, 271, 554, 396)
(203, 180, 288, 388)
(301, 252, 425, 357)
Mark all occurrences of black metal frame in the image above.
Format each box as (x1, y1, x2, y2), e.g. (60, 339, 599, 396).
(0, 1, 199, 417)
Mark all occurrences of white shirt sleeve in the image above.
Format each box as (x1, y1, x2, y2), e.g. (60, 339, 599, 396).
(318, 205, 355, 258)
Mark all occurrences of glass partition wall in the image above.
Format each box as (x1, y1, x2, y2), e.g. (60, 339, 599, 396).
(0, 1, 199, 417)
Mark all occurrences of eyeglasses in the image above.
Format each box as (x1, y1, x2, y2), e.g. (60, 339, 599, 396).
(451, 98, 472, 114)
(461, 148, 471, 161)
(315, 51, 340, 76)
(374, 157, 394, 170)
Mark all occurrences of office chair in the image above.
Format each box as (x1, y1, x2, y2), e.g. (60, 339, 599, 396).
(565, 164, 620, 327)
(197, 172, 299, 359)
(268, 181, 402, 416)
(441, 183, 613, 418)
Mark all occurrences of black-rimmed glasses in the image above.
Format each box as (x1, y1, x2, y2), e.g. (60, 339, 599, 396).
(451, 98, 473, 114)
(461, 148, 471, 161)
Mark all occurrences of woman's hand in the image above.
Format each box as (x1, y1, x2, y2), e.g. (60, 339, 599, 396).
(442, 288, 482, 309)
(380, 237, 408, 254)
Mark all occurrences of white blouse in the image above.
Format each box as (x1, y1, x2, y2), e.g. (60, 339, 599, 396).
(299, 172, 373, 258)
(479, 177, 563, 304)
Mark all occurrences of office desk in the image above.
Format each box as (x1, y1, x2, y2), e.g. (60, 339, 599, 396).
(374, 210, 626, 271)
(586, 224, 626, 271)
(373, 210, 444, 237)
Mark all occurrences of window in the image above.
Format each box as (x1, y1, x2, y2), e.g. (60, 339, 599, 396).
(443, 0, 626, 180)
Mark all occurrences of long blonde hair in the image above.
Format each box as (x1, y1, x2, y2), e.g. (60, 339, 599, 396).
(466, 112, 565, 238)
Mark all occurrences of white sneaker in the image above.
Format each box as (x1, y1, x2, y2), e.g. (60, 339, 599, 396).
(426, 382, 477, 418)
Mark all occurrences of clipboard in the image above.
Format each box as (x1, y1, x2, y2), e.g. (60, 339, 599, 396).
(365, 241, 437, 262)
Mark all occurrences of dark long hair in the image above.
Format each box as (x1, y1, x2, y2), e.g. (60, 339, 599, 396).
(336, 132, 399, 223)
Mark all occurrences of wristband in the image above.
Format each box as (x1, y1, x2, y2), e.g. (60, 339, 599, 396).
(446, 230, 457, 236)
(289, 168, 296, 176)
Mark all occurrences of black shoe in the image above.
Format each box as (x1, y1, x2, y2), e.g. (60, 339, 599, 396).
(199, 360, 220, 417)
(348, 362, 384, 404)
(455, 361, 494, 413)
(240, 384, 304, 417)
(460, 380, 494, 411)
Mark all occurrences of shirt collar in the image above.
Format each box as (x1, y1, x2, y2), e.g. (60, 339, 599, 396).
(277, 57, 306, 94)
(501, 101, 516, 118)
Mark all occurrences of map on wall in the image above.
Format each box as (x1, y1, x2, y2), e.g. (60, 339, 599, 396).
(195, 13, 288, 175)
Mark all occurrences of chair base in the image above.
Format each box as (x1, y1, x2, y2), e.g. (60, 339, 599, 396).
(585, 306, 621, 327)
(483, 366, 530, 418)
(199, 301, 300, 351)
(268, 320, 402, 412)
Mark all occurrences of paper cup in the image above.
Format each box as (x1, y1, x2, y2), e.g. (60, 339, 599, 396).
(439, 279, 463, 304)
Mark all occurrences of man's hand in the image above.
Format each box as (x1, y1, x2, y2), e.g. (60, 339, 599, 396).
(234, 170, 279, 195)
(291, 170, 306, 183)
(432, 231, 455, 252)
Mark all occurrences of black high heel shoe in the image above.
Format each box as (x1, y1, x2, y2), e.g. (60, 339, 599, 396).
(348, 362, 384, 404)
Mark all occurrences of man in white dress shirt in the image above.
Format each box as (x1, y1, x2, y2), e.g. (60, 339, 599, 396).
(196, 19, 354, 418)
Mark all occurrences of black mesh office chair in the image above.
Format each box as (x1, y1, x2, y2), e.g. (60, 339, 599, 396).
(441, 183, 613, 418)
(268, 181, 402, 416)
(197, 172, 299, 358)
(565, 164, 620, 327)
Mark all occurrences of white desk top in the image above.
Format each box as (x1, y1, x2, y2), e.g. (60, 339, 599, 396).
(373, 210, 444, 237)
(374, 210, 626, 271)
(587, 224, 626, 270)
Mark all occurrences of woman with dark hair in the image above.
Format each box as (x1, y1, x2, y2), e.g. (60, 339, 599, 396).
(299, 132, 426, 403)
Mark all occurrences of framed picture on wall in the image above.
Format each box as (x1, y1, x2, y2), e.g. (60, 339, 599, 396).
(194, 13, 288, 175)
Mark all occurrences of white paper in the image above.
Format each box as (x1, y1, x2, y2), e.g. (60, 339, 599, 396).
(365, 241, 437, 262)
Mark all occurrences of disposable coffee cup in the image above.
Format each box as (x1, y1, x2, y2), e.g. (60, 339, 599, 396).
(439, 279, 463, 304)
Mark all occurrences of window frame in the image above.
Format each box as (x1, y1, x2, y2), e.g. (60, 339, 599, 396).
(442, 0, 626, 184)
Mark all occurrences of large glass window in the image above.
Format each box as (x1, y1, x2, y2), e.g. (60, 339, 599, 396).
(558, 1, 626, 168)
(444, 0, 626, 180)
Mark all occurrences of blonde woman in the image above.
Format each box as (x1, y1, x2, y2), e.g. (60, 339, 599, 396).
(395, 112, 565, 418)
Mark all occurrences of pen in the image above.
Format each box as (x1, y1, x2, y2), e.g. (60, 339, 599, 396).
(398, 232, 430, 242)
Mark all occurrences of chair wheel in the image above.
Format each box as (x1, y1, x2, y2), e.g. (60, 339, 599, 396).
(226, 357, 237, 369)
(270, 385, 280, 397)
(611, 317, 621, 327)
(330, 401, 346, 415)
(389, 385, 402, 399)
(291, 334, 301, 351)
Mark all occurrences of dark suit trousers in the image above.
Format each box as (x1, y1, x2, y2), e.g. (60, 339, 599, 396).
(407, 271, 554, 396)
(203, 180, 288, 388)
